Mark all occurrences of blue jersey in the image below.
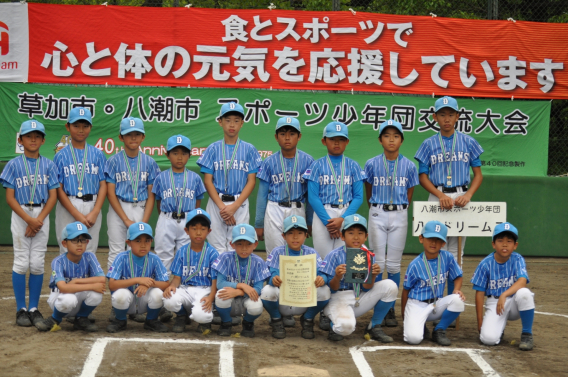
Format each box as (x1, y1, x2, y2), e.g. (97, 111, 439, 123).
(152, 169, 206, 213)
(170, 243, 220, 286)
(319, 246, 376, 291)
(53, 144, 106, 196)
(403, 250, 463, 301)
(105, 152, 161, 202)
(49, 252, 105, 290)
(414, 131, 483, 187)
(212, 252, 270, 286)
(107, 251, 169, 293)
(257, 150, 314, 202)
(471, 252, 529, 297)
(196, 139, 262, 196)
(364, 154, 419, 205)
(303, 155, 366, 205)
(0, 156, 60, 204)
(266, 245, 323, 269)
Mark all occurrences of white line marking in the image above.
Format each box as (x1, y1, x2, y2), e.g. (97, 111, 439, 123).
(1, 294, 50, 300)
(79, 337, 236, 377)
(350, 346, 500, 377)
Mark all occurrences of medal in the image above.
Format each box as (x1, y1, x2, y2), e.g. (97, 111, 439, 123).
(355, 300, 360, 307)
(326, 155, 346, 209)
(177, 219, 181, 224)
(382, 154, 399, 210)
(69, 143, 88, 199)
(128, 250, 148, 312)
(169, 168, 188, 220)
(388, 204, 394, 211)
(221, 138, 241, 193)
(338, 204, 343, 209)
(123, 151, 142, 206)
(133, 202, 137, 207)
(438, 133, 457, 188)
(278, 150, 299, 204)
(77, 191, 83, 198)
(422, 252, 442, 313)
(22, 155, 40, 209)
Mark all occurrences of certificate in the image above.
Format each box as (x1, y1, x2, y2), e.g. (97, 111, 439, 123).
(279, 254, 317, 307)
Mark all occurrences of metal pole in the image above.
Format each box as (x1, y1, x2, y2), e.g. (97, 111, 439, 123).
(487, 0, 499, 20)
(332, 0, 340, 11)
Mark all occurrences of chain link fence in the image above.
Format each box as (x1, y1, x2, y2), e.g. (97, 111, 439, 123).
(13, 0, 568, 175)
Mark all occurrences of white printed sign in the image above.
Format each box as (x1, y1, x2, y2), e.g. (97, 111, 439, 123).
(0, 3, 29, 82)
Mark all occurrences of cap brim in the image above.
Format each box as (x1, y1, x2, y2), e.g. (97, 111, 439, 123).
(232, 235, 256, 243)
(276, 124, 301, 132)
(492, 230, 518, 241)
(121, 127, 145, 135)
(283, 224, 308, 233)
(342, 223, 368, 232)
(185, 214, 211, 226)
(68, 116, 92, 124)
(421, 232, 446, 242)
(66, 231, 92, 240)
(20, 129, 46, 136)
(128, 232, 153, 240)
(324, 131, 349, 139)
(217, 110, 244, 121)
(166, 145, 191, 152)
(435, 105, 459, 112)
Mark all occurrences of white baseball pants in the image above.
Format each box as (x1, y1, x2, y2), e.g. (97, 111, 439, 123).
(111, 287, 164, 314)
(312, 204, 348, 259)
(264, 201, 305, 255)
(215, 290, 263, 316)
(260, 285, 331, 315)
(206, 198, 249, 253)
(428, 189, 467, 265)
(163, 285, 214, 324)
(55, 196, 102, 255)
(11, 206, 49, 275)
(106, 200, 146, 269)
(47, 290, 103, 316)
(368, 205, 408, 275)
(154, 212, 191, 272)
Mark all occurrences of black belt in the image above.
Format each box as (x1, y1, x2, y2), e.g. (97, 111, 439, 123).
(372, 204, 407, 211)
(420, 298, 437, 304)
(330, 202, 349, 208)
(221, 195, 236, 202)
(278, 201, 302, 208)
(488, 295, 500, 299)
(440, 185, 468, 193)
(24, 203, 42, 208)
(172, 212, 185, 220)
(338, 288, 353, 291)
(79, 194, 94, 202)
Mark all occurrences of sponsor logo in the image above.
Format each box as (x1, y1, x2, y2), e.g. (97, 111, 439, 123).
(55, 135, 71, 153)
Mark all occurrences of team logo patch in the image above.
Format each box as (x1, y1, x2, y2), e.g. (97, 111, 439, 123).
(267, 254, 274, 262)
(304, 169, 312, 176)
(320, 261, 327, 268)
(51, 271, 56, 276)
(108, 266, 113, 272)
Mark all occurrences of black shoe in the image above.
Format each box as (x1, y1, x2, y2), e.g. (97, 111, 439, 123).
(366, 323, 393, 343)
(519, 333, 534, 351)
(159, 308, 173, 323)
(172, 315, 187, 333)
(384, 308, 398, 327)
(270, 318, 286, 339)
(74, 316, 98, 332)
(282, 315, 296, 328)
(231, 316, 242, 326)
(300, 314, 315, 339)
(423, 324, 431, 341)
(29, 310, 45, 328)
(196, 323, 212, 334)
(319, 313, 330, 331)
(212, 309, 222, 325)
(432, 328, 451, 346)
(241, 319, 255, 338)
(328, 327, 343, 341)
(129, 313, 146, 323)
(144, 318, 169, 333)
(217, 321, 232, 337)
(65, 316, 75, 324)
(37, 316, 61, 332)
(16, 309, 32, 327)
(88, 313, 96, 323)
(106, 319, 127, 333)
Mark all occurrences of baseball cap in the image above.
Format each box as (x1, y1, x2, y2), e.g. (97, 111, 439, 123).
(493, 222, 518, 241)
(434, 96, 459, 112)
(217, 102, 245, 120)
(341, 214, 368, 232)
(276, 117, 301, 133)
(232, 224, 257, 244)
(167, 135, 191, 152)
(68, 107, 92, 124)
(61, 221, 92, 240)
(120, 117, 145, 135)
(283, 215, 308, 233)
(421, 220, 447, 242)
(19, 120, 46, 136)
(379, 119, 404, 138)
(323, 121, 349, 139)
(127, 222, 153, 240)
(185, 208, 212, 226)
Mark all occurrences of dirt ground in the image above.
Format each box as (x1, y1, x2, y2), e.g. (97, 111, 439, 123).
(0, 247, 567, 377)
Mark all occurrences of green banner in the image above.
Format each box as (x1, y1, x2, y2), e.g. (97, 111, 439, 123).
(0, 83, 550, 176)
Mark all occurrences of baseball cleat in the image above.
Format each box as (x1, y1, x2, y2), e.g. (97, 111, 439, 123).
(144, 318, 169, 333)
(212, 309, 222, 325)
(432, 329, 451, 346)
(366, 323, 393, 343)
(319, 313, 331, 331)
(172, 315, 187, 333)
(37, 316, 61, 332)
(217, 322, 232, 337)
(16, 309, 32, 327)
(327, 327, 343, 342)
(384, 308, 398, 327)
(519, 333, 534, 351)
(159, 308, 173, 323)
(196, 323, 212, 335)
(73, 316, 98, 332)
(106, 319, 127, 333)
(282, 315, 296, 328)
(270, 318, 286, 339)
(28, 310, 45, 328)
(129, 313, 146, 323)
(300, 314, 315, 339)
(241, 319, 255, 338)
(65, 316, 76, 324)
(423, 324, 431, 341)
(231, 316, 242, 326)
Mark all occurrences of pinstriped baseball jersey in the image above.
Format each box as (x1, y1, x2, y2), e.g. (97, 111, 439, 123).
(319, 245, 376, 290)
(471, 252, 529, 297)
(53, 144, 106, 195)
(414, 132, 484, 187)
(266, 245, 323, 269)
(48, 252, 105, 290)
(257, 150, 314, 202)
(196, 140, 262, 196)
(151, 169, 206, 213)
(364, 154, 419, 205)
(211, 252, 270, 285)
(403, 250, 463, 300)
(170, 243, 220, 286)
(302, 155, 366, 205)
(107, 251, 169, 293)
(104, 152, 161, 202)
(0, 156, 60, 204)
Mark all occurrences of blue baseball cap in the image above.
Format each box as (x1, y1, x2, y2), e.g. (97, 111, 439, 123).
(283, 215, 308, 233)
(68, 107, 92, 124)
(61, 221, 92, 240)
(434, 96, 459, 112)
(379, 119, 404, 138)
(232, 224, 257, 244)
(185, 208, 212, 226)
(167, 135, 191, 152)
(493, 222, 518, 241)
(20, 120, 46, 136)
(276, 116, 301, 132)
(120, 117, 145, 135)
(341, 214, 368, 232)
(127, 222, 153, 240)
(323, 121, 349, 139)
(217, 102, 245, 120)
(421, 220, 447, 242)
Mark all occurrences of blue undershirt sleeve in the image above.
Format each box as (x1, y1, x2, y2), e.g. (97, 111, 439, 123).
(217, 273, 237, 290)
(305, 199, 314, 226)
(470, 157, 482, 168)
(343, 180, 363, 217)
(253, 280, 264, 296)
(269, 267, 279, 286)
(200, 167, 214, 175)
(254, 180, 269, 228)
(418, 161, 430, 175)
(473, 284, 486, 292)
(308, 180, 329, 223)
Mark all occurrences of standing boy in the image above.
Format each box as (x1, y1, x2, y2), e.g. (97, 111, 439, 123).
(471, 222, 535, 351)
(1, 120, 59, 328)
(414, 96, 483, 295)
(364, 120, 419, 327)
(197, 102, 262, 253)
(105, 117, 160, 269)
(54, 107, 107, 254)
(255, 117, 314, 255)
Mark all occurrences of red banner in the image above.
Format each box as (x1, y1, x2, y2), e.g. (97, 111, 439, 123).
(27, 4, 568, 99)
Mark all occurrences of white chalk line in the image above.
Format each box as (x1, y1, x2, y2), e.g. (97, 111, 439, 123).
(79, 337, 236, 377)
(350, 345, 499, 377)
